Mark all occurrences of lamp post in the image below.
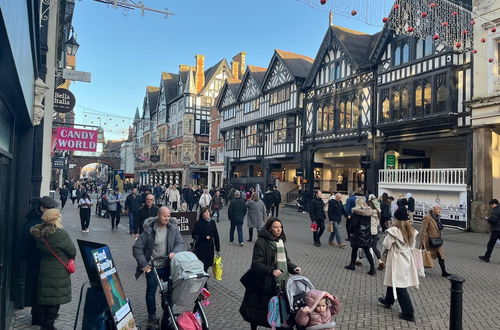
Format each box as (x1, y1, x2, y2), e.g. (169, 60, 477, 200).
(65, 31, 79, 56)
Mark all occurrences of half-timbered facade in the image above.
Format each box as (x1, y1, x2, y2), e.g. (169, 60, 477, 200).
(218, 50, 313, 193)
(302, 26, 380, 194)
(135, 86, 158, 185)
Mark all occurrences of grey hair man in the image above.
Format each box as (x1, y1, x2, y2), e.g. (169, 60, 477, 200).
(132, 206, 185, 324)
(228, 190, 247, 246)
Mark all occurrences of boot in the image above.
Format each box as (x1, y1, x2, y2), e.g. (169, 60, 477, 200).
(344, 264, 355, 270)
(438, 258, 451, 277)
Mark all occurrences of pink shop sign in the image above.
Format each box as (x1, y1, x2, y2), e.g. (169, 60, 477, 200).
(55, 127, 98, 152)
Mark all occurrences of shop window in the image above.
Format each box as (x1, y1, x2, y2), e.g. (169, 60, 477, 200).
(317, 103, 335, 133)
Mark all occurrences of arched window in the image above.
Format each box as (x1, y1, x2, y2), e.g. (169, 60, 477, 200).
(416, 39, 424, 59)
(402, 44, 410, 64)
(394, 46, 401, 66)
(424, 35, 433, 56)
(335, 62, 342, 80)
(436, 78, 448, 113)
(339, 101, 345, 129)
(317, 106, 324, 133)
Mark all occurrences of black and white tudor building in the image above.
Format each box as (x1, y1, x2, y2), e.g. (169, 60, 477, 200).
(217, 22, 473, 228)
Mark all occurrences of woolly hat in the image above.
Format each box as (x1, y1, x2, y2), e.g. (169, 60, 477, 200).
(394, 207, 409, 221)
(41, 208, 62, 225)
(40, 196, 59, 208)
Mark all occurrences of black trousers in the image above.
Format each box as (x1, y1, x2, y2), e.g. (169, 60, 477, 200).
(79, 207, 91, 230)
(313, 219, 325, 243)
(110, 211, 120, 229)
(40, 304, 60, 330)
(485, 231, 500, 259)
(371, 234, 382, 259)
(272, 203, 280, 217)
(383, 286, 414, 317)
(350, 246, 375, 270)
(346, 217, 351, 240)
(60, 199, 67, 209)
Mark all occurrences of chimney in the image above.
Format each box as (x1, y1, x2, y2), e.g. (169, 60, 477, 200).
(232, 52, 246, 79)
(179, 64, 193, 72)
(231, 61, 240, 79)
(195, 54, 205, 93)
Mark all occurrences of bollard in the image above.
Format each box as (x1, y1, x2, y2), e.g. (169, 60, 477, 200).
(449, 274, 465, 330)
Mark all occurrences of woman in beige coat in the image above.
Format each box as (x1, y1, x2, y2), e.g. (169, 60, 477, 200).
(421, 205, 450, 277)
(378, 207, 419, 322)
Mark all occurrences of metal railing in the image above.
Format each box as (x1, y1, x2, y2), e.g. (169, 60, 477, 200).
(379, 168, 467, 185)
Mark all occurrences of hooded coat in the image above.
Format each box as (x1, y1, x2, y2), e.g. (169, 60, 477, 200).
(246, 199, 267, 229)
(30, 224, 76, 305)
(295, 290, 340, 330)
(349, 205, 373, 248)
(383, 226, 419, 298)
(240, 229, 298, 327)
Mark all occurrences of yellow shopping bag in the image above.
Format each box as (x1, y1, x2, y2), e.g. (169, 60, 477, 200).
(213, 254, 223, 281)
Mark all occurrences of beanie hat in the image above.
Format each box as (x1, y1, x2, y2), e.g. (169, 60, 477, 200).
(394, 207, 409, 221)
(40, 196, 59, 208)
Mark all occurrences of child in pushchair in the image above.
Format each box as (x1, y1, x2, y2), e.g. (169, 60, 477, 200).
(149, 251, 210, 330)
(284, 275, 341, 330)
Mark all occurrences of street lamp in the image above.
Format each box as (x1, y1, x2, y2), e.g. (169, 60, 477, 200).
(65, 33, 79, 56)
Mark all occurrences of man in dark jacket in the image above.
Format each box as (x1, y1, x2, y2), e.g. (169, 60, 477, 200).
(228, 191, 247, 246)
(59, 185, 69, 209)
(479, 199, 500, 263)
(263, 187, 274, 216)
(135, 194, 159, 235)
(153, 184, 163, 206)
(183, 185, 195, 211)
(20, 196, 59, 325)
(328, 193, 348, 247)
(271, 186, 281, 217)
(125, 188, 143, 235)
(309, 190, 326, 247)
(406, 193, 415, 223)
(132, 207, 185, 324)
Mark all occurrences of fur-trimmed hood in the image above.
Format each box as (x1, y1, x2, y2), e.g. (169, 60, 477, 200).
(30, 223, 58, 239)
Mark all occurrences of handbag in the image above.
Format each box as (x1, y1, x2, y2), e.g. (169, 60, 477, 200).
(327, 222, 334, 233)
(310, 223, 318, 232)
(411, 248, 425, 278)
(213, 254, 223, 281)
(43, 239, 75, 274)
(429, 237, 443, 248)
(422, 249, 434, 268)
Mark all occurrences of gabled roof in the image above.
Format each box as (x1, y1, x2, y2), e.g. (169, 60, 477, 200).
(235, 65, 267, 101)
(226, 78, 241, 95)
(134, 106, 140, 120)
(215, 78, 241, 110)
(200, 59, 231, 95)
(147, 86, 159, 115)
(330, 26, 380, 67)
(276, 49, 314, 79)
(160, 72, 179, 103)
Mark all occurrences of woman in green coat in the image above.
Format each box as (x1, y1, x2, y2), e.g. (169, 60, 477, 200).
(30, 208, 76, 330)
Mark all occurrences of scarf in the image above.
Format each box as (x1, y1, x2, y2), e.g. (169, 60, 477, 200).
(273, 239, 289, 290)
(430, 211, 444, 231)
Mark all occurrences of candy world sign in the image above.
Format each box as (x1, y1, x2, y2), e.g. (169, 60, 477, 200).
(55, 127, 98, 152)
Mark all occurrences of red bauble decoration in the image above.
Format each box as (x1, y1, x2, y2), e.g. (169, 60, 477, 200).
(407, 26, 414, 32)
(433, 34, 439, 40)
(489, 58, 495, 63)
(451, 11, 458, 16)
(441, 22, 449, 27)
(429, 2, 437, 8)
(492, 27, 497, 33)
(393, 4, 400, 9)
(472, 49, 478, 54)
(320, 0, 327, 5)
(462, 29, 468, 35)
(470, 20, 476, 25)
(351, 10, 357, 16)
(455, 42, 462, 48)
(421, 12, 428, 18)
(481, 38, 486, 43)
(382, 17, 389, 23)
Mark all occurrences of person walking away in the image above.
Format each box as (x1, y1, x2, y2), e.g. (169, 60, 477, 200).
(309, 190, 326, 247)
(345, 197, 376, 275)
(183, 184, 195, 211)
(327, 193, 348, 248)
(21, 196, 59, 326)
(125, 188, 142, 235)
(479, 199, 500, 262)
(30, 208, 76, 330)
(302, 188, 313, 214)
(76, 185, 85, 200)
(107, 187, 124, 231)
(380, 193, 392, 233)
(378, 207, 419, 322)
(228, 191, 247, 246)
(70, 187, 77, 205)
(192, 207, 220, 273)
(153, 184, 163, 206)
(240, 217, 302, 330)
(263, 186, 274, 216)
(421, 204, 451, 277)
(271, 186, 282, 217)
(344, 192, 357, 241)
(198, 189, 212, 209)
(246, 192, 267, 242)
(78, 192, 93, 232)
(135, 194, 159, 235)
(407, 193, 415, 224)
(193, 185, 203, 210)
(209, 190, 223, 223)
(132, 207, 185, 325)
(59, 185, 68, 209)
(367, 195, 384, 270)
(167, 185, 181, 211)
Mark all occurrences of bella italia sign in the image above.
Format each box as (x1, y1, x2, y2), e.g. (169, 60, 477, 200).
(54, 88, 76, 113)
(55, 127, 98, 152)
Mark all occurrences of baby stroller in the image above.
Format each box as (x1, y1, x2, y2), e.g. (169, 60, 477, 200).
(149, 252, 210, 330)
(283, 275, 315, 329)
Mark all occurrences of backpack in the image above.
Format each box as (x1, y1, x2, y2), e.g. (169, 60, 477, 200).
(267, 293, 288, 330)
(177, 312, 201, 330)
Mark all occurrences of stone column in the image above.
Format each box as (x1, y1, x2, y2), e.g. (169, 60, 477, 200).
(471, 126, 493, 233)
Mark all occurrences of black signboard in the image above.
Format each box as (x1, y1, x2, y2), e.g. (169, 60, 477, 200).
(171, 211, 197, 236)
(54, 88, 76, 113)
(52, 157, 65, 169)
(402, 149, 426, 157)
(150, 155, 160, 163)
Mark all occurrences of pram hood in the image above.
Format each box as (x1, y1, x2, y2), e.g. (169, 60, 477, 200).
(286, 275, 315, 311)
(170, 251, 208, 283)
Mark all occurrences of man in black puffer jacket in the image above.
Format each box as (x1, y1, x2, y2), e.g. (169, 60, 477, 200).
(309, 190, 326, 247)
(479, 199, 500, 263)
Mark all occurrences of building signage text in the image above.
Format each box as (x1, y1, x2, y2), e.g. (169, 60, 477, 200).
(55, 127, 98, 152)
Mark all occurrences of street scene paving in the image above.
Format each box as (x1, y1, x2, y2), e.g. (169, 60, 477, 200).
(11, 197, 500, 330)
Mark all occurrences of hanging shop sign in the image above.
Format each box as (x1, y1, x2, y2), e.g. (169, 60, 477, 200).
(54, 88, 76, 113)
(51, 157, 65, 169)
(55, 127, 98, 152)
(150, 155, 160, 163)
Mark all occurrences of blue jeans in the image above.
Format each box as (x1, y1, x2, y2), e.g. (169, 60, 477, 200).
(212, 209, 220, 222)
(128, 211, 136, 234)
(230, 222, 243, 244)
(328, 221, 343, 244)
(146, 267, 170, 316)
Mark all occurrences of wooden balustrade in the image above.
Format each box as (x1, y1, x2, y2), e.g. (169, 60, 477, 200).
(379, 168, 467, 185)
